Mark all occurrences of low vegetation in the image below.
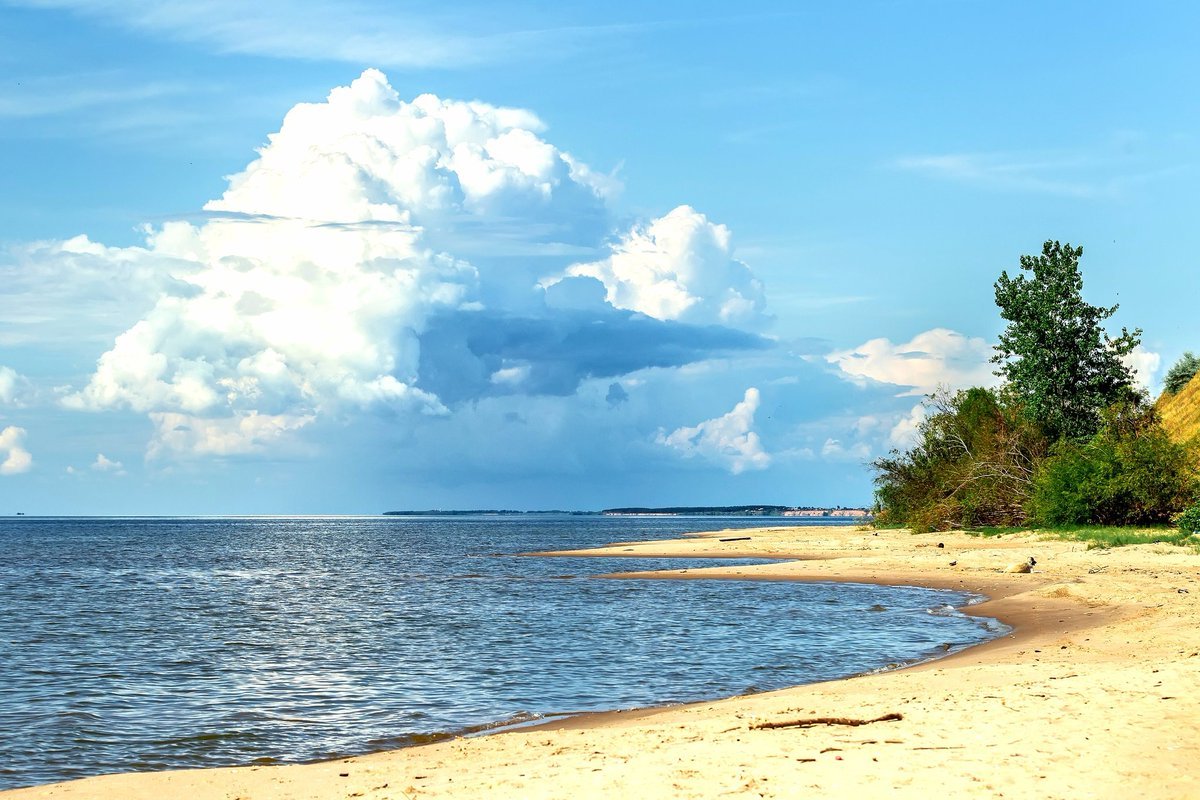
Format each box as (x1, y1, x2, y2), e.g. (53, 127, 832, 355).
(966, 524, 1198, 551)
(872, 240, 1200, 541)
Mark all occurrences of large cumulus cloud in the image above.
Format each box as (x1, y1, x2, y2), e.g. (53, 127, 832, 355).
(49, 69, 771, 459)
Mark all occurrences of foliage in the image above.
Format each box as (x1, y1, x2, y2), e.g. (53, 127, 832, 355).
(992, 240, 1141, 441)
(1026, 402, 1198, 526)
(1163, 351, 1200, 396)
(1177, 504, 1200, 535)
(872, 239, 1195, 534)
(872, 388, 1047, 531)
(966, 524, 1196, 549)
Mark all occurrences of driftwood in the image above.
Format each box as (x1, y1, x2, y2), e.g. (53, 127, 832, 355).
(751, 712, 902, 731)
(719, 536, 752, 542)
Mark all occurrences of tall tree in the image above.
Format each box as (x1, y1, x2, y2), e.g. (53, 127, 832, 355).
(1163, 351, 1200, 395)
(992, 240, 1140, 441)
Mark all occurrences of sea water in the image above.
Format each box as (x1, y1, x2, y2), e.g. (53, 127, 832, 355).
(0, 516, 1003, 789)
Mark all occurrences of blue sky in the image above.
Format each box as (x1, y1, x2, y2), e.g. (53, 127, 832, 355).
(1, 1, 1196, 514)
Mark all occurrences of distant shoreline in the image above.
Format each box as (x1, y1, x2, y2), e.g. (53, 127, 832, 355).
(383, 505, 873, 518)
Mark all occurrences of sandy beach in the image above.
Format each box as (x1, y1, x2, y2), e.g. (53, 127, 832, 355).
(6, 524, 1200, 799)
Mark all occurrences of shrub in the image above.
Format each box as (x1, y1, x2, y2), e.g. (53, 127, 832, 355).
(1028, 402, 1198, 526)
(872, 388, 1046, 531)
(1177, 504, 1200, 535)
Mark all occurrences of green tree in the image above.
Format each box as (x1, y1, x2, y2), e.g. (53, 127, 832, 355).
(992, 240, 1141, 441)
(1163, 351, 1200, 395)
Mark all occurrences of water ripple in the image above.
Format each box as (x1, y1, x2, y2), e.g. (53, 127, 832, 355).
(0, 516, 1003, 789)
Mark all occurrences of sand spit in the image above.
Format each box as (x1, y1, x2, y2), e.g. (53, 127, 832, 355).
(6, 525, 1200, 799)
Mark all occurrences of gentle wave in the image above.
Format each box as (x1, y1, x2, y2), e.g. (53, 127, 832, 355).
(0, 516, 1002, 789)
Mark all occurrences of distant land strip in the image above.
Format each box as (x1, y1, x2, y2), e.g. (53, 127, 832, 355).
(382, 510, 593, 516)
(382, 506, 872, 517)
(600, 506, 871, 517)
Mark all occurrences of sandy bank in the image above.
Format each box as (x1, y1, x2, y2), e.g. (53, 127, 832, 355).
(6, 525, 1200, 799)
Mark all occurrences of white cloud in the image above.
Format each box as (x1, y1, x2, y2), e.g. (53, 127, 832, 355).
(0, 73, 189, 119)
(91, 453, 126, 474)
(820, 437, 871, 461)
(60, 69, 613, 457)
(827, 328, 996, 396)
(656, 387, 771, 474)
(206, 70, 610, 226)
(9, 0, 618, 70)
(893, 151, 1100, 197)
(887, 404, 927, 448)
(0, 366, 20, 404)
(1, 234, 198, 346)
(490, 364, 531, 386)
(147, 411, 316, 459)
(552, 205, 768, 327)
(0, 427, 32, 475)
(1122, 345, 1160, 393)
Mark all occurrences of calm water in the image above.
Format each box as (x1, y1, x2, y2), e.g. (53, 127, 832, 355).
(0, 516, 1004, 789)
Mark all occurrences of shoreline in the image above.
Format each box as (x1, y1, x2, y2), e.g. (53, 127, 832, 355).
(5, 524, 1199, 798)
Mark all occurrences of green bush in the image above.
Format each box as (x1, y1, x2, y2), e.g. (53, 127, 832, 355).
(1177, 504, 1200, 535)
(872, 388, 1046, 531)
(1028, 402, 1198, 526)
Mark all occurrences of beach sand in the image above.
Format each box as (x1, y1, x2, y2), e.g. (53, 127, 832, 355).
(5, 525, 1200, 799)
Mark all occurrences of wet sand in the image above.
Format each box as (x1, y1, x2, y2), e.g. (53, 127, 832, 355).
(6, 525, 1200, 799)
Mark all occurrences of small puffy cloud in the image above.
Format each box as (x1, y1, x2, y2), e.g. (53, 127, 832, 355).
(827, 328, 996, 396)
(1122, 345, 1161, 393)
(887, 404, 927, 449)
(490, 363, 531, 386)
(0, 366, 20, 404)
(551, 205, 768, 328)
(656, 387, 771, 474)
(91, 453, 125, 473)
(0, 426, 32, 475)
(819, 438, 871, 461)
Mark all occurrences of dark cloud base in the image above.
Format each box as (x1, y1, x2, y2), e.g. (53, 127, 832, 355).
(417, 308, 772, 404)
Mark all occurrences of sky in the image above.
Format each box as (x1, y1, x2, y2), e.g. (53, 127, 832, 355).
(1, 1, 1197, 514)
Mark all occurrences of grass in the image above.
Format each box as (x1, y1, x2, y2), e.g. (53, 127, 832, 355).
(1158, 369, 1200, 445)
(963, 524, 1198, 550)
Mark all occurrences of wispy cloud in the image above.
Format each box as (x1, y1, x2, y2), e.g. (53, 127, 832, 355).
(892, 151, 1103, 197)
(891, 141, 1189, 198)
(0, 73, 192, 119)
(6, 0, 645, 69)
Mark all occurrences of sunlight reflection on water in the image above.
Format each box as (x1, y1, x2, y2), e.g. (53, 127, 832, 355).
(0, 516, 1003, 789)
